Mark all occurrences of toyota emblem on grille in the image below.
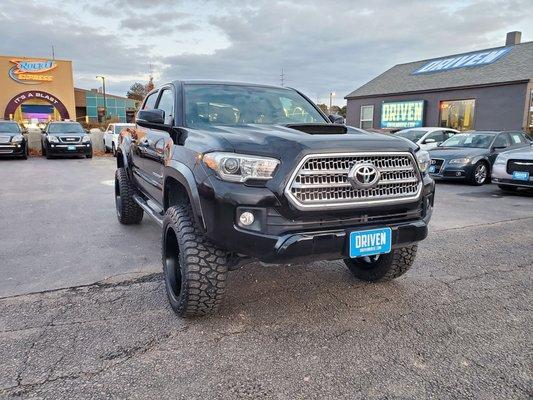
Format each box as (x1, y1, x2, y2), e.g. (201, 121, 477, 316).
(348, 163, 380, 189)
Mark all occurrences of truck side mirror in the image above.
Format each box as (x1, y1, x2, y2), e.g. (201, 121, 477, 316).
(424, 138, 436, 144)
(137, 109, 165, 126)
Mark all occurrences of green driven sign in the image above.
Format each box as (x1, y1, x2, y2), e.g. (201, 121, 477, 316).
(381, 100, 425, 129)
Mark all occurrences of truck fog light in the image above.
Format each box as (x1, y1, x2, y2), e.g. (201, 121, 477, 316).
(239, 211, 254, 226)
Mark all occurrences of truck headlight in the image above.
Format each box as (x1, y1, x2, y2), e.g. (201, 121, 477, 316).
(11, 134, 24, 143)
(203, 152, 280, 182)
(416, 150, 430, 173)
(47, 135, 59, 143)
(449, 158, 471, 164)
(82, 135, 91, 143)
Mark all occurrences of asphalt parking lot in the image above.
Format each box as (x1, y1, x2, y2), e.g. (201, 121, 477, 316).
(1, 157, 532, 399)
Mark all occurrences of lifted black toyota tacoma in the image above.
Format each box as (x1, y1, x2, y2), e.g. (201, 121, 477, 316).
(115, 81, 434, 317)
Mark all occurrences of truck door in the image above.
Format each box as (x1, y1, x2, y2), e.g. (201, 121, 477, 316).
(140, 86, 176, 204)
(131, 90, 158, 196)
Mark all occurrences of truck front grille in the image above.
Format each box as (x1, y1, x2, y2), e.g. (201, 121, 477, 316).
(285, 152, 422, 209)
(59, 136, 81, 144)
(0, 136, 11, 144)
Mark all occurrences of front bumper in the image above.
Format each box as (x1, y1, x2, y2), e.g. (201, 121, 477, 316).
(46, 143, 92, 156)
(429, 159, 474, 181)
(198, 173, 434, 264)
(0, 143, 26, 157)
(492, 164, 533, 188)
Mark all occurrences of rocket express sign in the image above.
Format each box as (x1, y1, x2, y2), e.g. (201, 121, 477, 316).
(381, 101, 425, 129)
(412, 47, 511, 74)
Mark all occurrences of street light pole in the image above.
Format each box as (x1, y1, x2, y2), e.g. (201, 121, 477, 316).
(329, 92, 336, 114)
(96, 75, 107, 121)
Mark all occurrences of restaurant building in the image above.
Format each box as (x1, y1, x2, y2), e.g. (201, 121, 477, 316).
(0, 55, 76, 126)
(345, 32, 533, 134)
(1, 54, 140, 127)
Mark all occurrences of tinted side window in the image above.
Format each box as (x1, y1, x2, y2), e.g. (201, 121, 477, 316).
(493, 133, 511, 148)
(509, 132, 526, 145)
(444, 130, 456, 140)
(425, 130, 445, 143)
(156, 89, 174, 124)
(143, 92, 158, 110)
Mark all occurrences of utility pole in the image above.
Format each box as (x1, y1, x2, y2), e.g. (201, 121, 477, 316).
(96, 75, 107, 121)
(329, 92, 336, 114)
(280, 68, 284, 87)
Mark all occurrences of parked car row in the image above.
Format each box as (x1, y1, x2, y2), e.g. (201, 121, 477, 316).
(0, 120, 93, 160)
(395, 127, 532, 191)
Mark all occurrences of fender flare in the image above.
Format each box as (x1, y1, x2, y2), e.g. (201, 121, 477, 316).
(164, 161, 206, 230)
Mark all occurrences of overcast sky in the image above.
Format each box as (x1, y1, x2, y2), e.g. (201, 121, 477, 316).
(1, 0, 531, 105)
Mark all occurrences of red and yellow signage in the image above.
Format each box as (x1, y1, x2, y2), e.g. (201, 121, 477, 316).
(9, 59, 57, 84)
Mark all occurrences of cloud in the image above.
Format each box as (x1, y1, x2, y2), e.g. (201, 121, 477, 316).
(0, 0, 531, 102)
(120, 11, 188, 30)
(158, 0, 533, 103)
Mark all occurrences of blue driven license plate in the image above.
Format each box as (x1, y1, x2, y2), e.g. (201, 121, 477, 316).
(68, 145, 76, 151)
(512, 171, 529, 181)
(428, 165, 436, 173)
(349, 227, 392, 258)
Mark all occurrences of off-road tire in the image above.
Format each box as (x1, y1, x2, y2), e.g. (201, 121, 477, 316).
(112, 143, 117, 157)
(115, 168, 143, 224)
(344, 244, 418, 282)
(104, 142, 109, 153)
(498, 184, 517, 192)
(86, 151, 93, 159)
(21, 145, 28, 160)
(163, 204, 228, 317)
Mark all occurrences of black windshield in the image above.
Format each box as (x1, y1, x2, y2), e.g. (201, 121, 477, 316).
(440, 133, 495, 149)
(48, 123, 85, 134)
(0, 122, 21, 133)
(184, 84, 326, 127)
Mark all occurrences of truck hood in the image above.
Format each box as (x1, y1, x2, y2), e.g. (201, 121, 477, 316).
(198, 124, 416, 156)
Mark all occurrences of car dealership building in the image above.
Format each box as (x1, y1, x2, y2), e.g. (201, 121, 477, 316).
(345, 32, 533, 134)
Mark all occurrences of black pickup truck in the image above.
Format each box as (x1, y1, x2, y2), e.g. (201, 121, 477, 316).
(115, 81, 434, 317)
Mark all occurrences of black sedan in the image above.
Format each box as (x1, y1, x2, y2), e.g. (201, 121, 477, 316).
(41, 121, 93, 159)
(0, 120, 28, 159)
(428, 131, 531, 185)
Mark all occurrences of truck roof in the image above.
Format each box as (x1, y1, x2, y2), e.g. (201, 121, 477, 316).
(169, 79, 291, 91)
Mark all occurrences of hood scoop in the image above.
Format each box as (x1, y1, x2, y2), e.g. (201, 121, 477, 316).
(283, 123, 347, 135)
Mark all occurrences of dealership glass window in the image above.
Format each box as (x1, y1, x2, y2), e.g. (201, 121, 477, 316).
(360, 105, 374, 129)
(439, 99, 475, 131)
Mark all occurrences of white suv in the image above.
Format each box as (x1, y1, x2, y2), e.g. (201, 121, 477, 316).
(396, 127, 459, 150)
(103, 123, 134, 156)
